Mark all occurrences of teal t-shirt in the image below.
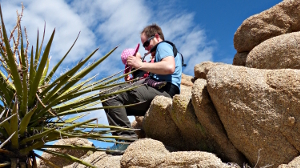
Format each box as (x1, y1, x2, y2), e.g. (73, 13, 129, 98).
(152, 42, 182, 91)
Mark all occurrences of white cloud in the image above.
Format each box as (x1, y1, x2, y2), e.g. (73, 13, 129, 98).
(1, 0, 98, 76)
(184, 47, 214, 74)
(178, 28, 215, 75)
(96, 0, 150, 45)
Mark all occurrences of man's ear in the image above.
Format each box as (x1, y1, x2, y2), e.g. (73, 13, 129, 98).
(155, 33, 160, 40)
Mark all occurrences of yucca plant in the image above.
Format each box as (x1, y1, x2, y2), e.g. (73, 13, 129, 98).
(0, 5, 139, 168)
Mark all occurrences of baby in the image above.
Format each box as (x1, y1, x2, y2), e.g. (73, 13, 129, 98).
(121, 45, 166, 89)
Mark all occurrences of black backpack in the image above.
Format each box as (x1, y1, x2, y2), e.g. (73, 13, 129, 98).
(149, 41, 186, 67)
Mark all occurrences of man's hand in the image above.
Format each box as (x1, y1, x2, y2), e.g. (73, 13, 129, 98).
(125, 75, 131, 81)
(127, 56, 143, 69)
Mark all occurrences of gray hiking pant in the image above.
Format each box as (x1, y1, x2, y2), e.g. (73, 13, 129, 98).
(102, 82, 178, 136)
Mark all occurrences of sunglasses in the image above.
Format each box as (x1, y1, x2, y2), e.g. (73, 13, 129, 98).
(143, 36, 155, 48)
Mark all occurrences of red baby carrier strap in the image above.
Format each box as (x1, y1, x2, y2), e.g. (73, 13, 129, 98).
(141, 58, 154, 78)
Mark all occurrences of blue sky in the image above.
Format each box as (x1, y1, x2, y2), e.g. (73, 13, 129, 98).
(175, 0, 283, 63)
(0, 0, 282, 148)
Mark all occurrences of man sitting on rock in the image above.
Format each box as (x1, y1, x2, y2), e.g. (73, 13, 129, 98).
(103, 23, 183, 154)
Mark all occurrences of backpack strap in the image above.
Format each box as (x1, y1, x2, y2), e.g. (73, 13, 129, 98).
(150, 41, 186, 67)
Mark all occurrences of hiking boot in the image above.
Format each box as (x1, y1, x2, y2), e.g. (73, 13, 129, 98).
(106, 140, 130, 155)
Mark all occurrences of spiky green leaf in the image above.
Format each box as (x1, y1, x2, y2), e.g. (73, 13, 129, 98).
(39, 149, 96, 168)
(10, 100, 19, 149)
(0, 6, 22, 99)
(28, 29, 55, 107)
(20, 24, 28, 117)
(19, 105, 37, 135)
(44, 32, 80, 84)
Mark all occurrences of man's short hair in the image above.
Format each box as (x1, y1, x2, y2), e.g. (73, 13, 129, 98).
(141, 23, 165, 41)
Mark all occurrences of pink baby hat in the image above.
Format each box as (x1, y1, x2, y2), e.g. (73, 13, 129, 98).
(121, 43, 140, 65)
(121, 48, 135, 65)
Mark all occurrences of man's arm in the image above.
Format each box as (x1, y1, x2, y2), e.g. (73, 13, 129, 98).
(127, 55, 175, 75)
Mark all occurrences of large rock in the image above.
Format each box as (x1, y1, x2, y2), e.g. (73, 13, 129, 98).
(121, 138, 170, 167)
(191, 79, 246, 165)
(180, 84, 193, 97)
(38, 138, 93, 168)
(171, 91, 211, 151)
(234, 0, 300, 52)
(121, 138, 236, 168)
(194, 61, 224, 79)
(181, 74, 194, 96)
(206, 64, 300, 167)
(278, 156, 300, 168)
(246, 31, 300, 69)
(143, 96, 184, 149)
(181, 73, 194, 87)
(65, 151, 121, 168)
(232, 52, 248, 66)
(131, 116, 146, 138)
